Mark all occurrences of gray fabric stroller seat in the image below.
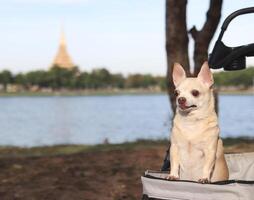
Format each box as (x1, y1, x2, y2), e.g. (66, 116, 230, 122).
(141, 152, 254, 200)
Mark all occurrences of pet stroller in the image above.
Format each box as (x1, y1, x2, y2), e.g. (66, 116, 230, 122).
(141, 7, 254, 200)
(142, 152, 254, 200)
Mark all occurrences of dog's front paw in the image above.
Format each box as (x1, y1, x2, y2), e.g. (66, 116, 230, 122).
(166, 174, 179, 180)
(198, 178, 210, 184)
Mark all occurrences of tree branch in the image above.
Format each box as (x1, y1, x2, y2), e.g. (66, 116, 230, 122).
(189, 0, 223, 76)
(189, 25, 198, 40)
(200, 0, 223, 42)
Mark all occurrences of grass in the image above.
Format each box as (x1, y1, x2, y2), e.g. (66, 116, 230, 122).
(0, 145, 90, 157)
(0, 139, 169, 157)
(0, 137, 252, 158)
(222, 137, 254, 146)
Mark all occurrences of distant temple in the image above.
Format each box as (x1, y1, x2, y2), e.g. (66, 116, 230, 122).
(52, 30, 74, 69)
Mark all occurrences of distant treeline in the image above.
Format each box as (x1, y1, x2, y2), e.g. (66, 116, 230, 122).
(0, 65, 166, 91)
(0, 66, 253, 91)
(213, 67, 254, 87)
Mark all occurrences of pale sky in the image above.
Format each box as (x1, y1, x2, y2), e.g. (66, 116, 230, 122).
(0, 0, 254, 75)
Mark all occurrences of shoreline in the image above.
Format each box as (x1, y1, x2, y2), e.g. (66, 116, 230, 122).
(0, 89, 253, 97)
(0, 137, 253, 157)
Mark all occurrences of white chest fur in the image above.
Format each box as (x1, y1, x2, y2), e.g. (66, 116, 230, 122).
(171, 114, 219, 180)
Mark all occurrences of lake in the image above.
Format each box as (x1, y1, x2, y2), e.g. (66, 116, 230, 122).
(0, 94, 253, 147)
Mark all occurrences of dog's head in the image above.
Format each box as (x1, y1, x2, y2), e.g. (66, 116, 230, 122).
(172, 61, 214, 114)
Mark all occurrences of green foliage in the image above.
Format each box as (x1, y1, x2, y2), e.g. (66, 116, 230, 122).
(213, 67, 254, 87)
(0, 66, 253, 91)
(47, 66, 79, 89)
(157, 76, 167, 90)
(0, 70, 13, 89)
(90, 68, 112, 88)
(15, 73, 27, 86)
(125, 74, 158, 88)
(111, 74, 125, 88)
(26, 70, 49, 87)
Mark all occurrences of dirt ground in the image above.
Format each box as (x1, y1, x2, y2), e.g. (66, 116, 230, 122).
(0, 140, 253, 200)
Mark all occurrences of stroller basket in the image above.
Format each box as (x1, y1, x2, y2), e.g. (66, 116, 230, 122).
(141, 152, 254, 200)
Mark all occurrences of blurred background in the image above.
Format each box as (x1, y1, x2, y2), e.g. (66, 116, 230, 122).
(0, 0, 253, 199)
(0, 0, 253, 147)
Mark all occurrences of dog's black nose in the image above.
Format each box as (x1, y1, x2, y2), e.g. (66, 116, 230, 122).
(178, 97, 186, 105)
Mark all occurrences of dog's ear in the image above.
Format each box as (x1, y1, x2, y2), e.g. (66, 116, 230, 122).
(197, 61, 214, 87)
(172, 63, 186, 87)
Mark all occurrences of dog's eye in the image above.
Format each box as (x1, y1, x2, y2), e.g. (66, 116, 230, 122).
(174, 90, 179, 97)
(191, 90, 200, 97)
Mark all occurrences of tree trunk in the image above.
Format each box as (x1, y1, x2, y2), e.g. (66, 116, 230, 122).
(165, 0, 190, 114)
(166, 0, 223, 114)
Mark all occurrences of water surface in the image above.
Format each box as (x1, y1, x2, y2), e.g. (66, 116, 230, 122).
(0, 94, 252, 147)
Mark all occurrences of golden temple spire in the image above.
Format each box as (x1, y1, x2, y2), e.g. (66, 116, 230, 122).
(60, 27, 66, 46)
(52, 28, 74, 69)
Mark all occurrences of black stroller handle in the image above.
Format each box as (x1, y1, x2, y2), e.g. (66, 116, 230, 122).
(218, 7, 254, 40)
(209, 7, 254, 70)
(222, 7, 254, 30)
